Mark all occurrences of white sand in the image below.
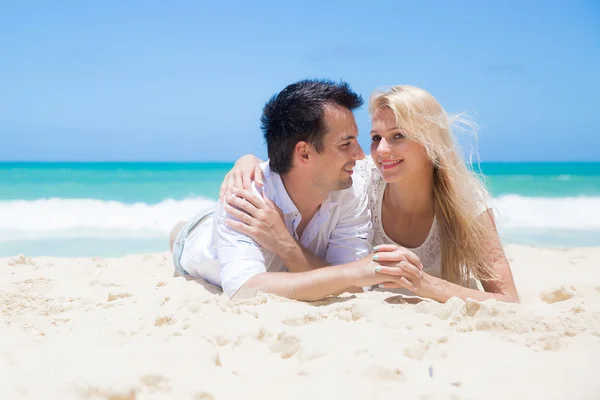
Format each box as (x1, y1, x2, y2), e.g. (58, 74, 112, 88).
(2, 244, 600, 399)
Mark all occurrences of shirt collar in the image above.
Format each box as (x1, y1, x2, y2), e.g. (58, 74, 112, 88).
(262, 162, 298, 215)
(262, 161, 339, 215)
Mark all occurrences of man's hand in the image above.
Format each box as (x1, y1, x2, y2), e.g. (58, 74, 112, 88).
(224, 188, 294, 255)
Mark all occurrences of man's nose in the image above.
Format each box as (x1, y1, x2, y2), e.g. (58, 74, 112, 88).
(351, 142, 365, 160)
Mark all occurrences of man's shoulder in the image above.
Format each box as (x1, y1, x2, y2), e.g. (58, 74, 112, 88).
(257, 162, 277, 194)
(259, 161, 273, 178)
(257, 161, 277, 198)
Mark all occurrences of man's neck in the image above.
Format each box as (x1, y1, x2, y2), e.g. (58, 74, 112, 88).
(280, 170, 328, 219)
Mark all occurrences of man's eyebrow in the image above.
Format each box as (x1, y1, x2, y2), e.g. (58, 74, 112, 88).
(340, 135, 357, 141)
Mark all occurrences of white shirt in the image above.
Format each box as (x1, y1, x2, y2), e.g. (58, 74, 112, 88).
(180, 161, 374, 298)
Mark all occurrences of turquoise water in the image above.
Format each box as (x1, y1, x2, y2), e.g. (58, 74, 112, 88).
(479, 162, 600, 197)
(1, 161, 599, 257)
(0, 162, 234, 203)
(2, 162, 599, 202)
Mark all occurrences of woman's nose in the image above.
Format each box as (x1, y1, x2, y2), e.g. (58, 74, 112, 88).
(377, 138, 391, 155)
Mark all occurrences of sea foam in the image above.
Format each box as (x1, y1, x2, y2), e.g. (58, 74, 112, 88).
(0, 197, 217, 241)
(1, 195, 599, 241)
(491, 195, 600, 229)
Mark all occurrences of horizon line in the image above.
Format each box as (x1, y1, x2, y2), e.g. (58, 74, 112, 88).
(1, 160, 599, 164)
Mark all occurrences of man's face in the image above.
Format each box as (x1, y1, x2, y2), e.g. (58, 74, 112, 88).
(310, 104, 365, 192)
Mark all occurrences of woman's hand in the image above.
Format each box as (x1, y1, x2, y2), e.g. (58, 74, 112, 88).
(223, 188, 293, 255)
(219, 155, 264, 201)
(343, 245, 426, 291)
(367, 244, 426, 292)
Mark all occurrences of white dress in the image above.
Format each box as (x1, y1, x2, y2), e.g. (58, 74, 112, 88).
(354, 157, 485, 293)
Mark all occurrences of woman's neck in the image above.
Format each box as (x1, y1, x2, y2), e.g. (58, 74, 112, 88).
(384, 171, 436, 217)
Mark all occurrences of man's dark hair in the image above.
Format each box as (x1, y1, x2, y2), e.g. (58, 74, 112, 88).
(260, 79, 363, 175)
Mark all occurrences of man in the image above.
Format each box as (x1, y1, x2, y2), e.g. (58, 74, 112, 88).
(170, 79, 421, 301)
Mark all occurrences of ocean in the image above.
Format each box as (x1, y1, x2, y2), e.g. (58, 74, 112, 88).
(1, 162, 599, 257)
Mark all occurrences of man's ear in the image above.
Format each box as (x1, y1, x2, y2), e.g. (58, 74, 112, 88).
(294, 141, 312, 165)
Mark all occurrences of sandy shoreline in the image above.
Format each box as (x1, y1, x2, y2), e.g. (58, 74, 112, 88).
(2, 244, 600, 399)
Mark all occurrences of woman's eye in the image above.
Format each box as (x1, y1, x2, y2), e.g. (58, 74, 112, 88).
(394, 133, 405, 140)
(371, 136, 381, 142)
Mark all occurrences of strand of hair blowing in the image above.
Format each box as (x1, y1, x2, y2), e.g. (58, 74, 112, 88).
(433, 152, 498, 286)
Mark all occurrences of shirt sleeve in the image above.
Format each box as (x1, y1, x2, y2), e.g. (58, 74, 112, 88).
(215, 183, 268, 298)
(325, 172, 374, 265)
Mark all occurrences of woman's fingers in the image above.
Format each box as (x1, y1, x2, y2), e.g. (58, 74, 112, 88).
(373, 252, 406, 263)
(219, 174, 233, 201)
(242, 171, 252, 191)
(379, 277, 415, 291)
(373, 244, 400, 253)
(401, 251, 424, 270)
(377, 282, 403, 289)
(376, 261, 423, 280)
(373, 245, 423, 270)
(231, 172, 242, 193)
(254, 165, 264, 187)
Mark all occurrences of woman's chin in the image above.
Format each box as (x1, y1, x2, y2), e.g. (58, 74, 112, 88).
(380, 170, 402, 183)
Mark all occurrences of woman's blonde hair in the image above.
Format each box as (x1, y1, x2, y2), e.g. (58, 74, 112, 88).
(369, 85, 501, 285)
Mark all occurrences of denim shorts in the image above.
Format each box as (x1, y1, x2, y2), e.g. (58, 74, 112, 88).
(172, 210, 214, 276)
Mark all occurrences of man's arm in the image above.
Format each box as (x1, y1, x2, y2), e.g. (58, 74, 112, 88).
(267, 167, 374, 272)
(277, 240, 330, 271)
(270, 175, 374, 273)
(216, 182, 362, 299)
(223, 173, 373, 273)
(218, 223, 366, 300)
(217, 183, 413, 300)
(258, 173, 376, 296)
(218, 201, 378, 301)
(234, 257, 371, 301)
(223, 188, 330, 272)
(215, 201, 267, 298)
(234, 247, 425, 301)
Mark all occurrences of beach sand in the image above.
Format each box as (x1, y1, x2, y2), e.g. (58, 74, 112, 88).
(2, 244, 600, 399)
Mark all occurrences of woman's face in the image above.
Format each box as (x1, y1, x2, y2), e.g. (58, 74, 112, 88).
(370, 107, 432, 184)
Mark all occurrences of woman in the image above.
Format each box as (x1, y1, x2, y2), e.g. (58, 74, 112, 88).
(220, 85, 519, 303)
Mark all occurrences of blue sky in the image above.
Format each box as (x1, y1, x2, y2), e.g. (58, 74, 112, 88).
(0, 0, 598, 162)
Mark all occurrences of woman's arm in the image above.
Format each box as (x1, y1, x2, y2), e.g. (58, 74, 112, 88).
(220, 154, 264, 201)
(378, 210, 520, 303)
(476, 209, 519, 302)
